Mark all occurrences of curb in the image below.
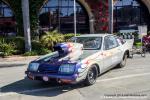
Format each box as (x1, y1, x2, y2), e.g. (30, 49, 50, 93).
(0, 61, 30, 68)
(0, 63, 28, 68)
(0, 56, 39, 68)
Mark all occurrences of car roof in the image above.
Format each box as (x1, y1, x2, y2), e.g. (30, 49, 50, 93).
(75, 34, 113, 37)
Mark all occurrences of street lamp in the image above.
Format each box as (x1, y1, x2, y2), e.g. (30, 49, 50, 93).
(74, 0, 77, 36)
(22, 0, 31, 52)
(108, 0, 114, 34)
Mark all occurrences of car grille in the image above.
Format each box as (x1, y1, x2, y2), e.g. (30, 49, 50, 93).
(39, 69, 58, 74)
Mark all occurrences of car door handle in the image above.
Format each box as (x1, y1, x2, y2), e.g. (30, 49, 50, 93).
(99, 52, 106, 56)
(100, 52, 104, 56)
(118, 48, 121, 51)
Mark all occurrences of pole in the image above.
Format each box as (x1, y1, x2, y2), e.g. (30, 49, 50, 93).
(108, 0, 113, 34)
(22, 0, 32, 52)
(58, 0, 61, 32)
(74, 0, 77, 36)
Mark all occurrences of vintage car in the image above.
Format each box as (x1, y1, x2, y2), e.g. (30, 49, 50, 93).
(25, 34, 130, 86)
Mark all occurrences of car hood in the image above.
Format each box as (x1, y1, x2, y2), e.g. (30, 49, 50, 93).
(36, 50, 98, 63)
(34, 50, 98, 73)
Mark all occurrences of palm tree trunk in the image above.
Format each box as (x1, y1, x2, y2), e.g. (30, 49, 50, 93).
(22, 0, 32, 52)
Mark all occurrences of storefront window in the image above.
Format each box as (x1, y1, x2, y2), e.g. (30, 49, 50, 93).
(114, 0, 150, 32)
(39, 0, 89, 34)
(0, 1, 16, 36)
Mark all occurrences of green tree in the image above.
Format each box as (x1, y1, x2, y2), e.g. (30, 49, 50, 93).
(41, 30, 64, 50)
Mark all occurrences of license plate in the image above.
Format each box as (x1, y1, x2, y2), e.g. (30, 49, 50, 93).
(43, 76, 49, 82)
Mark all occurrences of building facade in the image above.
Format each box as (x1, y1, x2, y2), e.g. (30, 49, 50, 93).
(0, 0, 150, 36)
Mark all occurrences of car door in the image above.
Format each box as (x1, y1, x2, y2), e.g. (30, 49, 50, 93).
(102, 36, 113, 72)
(102, 36, 121, 71)
(108, 36, 122, 66)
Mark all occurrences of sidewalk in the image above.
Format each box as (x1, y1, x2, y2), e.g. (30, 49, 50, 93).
(0, 56, 39, 68)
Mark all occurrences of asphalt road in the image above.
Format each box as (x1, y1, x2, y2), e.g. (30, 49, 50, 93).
(0, 54, 150, 100)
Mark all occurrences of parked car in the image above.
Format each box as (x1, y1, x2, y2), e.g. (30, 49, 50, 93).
(25, 34, 130, 86)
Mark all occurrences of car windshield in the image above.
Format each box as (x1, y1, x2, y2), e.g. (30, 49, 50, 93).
(71, 37, 102, 50)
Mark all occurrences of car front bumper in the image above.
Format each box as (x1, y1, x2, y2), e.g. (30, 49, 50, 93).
(25, 71, 86, 84)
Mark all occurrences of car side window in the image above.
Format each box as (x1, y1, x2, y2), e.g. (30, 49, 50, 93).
(104, 37, 110, 50)
(104, 36, 119, 50)
(117, 37, 125, 45)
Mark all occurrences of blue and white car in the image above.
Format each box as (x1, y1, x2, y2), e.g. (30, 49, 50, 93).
(25, 34, 130, 86)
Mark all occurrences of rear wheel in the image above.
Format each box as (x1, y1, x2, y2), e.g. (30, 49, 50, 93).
(118, 53, 127, 68)
(84, 65, 98, 86)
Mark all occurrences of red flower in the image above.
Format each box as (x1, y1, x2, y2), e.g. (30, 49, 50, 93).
(100, 18, 108, 22)
(101, 26, 108, 31)
(99, 11, 103, 16)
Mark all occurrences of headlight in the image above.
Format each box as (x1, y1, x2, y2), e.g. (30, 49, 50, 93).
(28, 63, 39, 72)
(77, 63, 87, 73)
(59, 64, 75, 74)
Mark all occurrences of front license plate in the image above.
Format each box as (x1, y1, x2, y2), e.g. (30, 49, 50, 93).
(43, 76, 49, 82)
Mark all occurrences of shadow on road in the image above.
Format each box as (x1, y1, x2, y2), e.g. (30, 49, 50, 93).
(1, 78, 85, 97)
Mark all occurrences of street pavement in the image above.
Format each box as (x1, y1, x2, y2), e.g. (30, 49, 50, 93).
(0, 54, 150, 100)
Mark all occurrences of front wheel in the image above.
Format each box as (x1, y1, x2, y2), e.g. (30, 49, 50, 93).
(84, 65, 98, 86)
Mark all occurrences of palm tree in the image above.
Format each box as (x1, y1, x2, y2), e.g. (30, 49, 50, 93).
(41, 30, 64, 50)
